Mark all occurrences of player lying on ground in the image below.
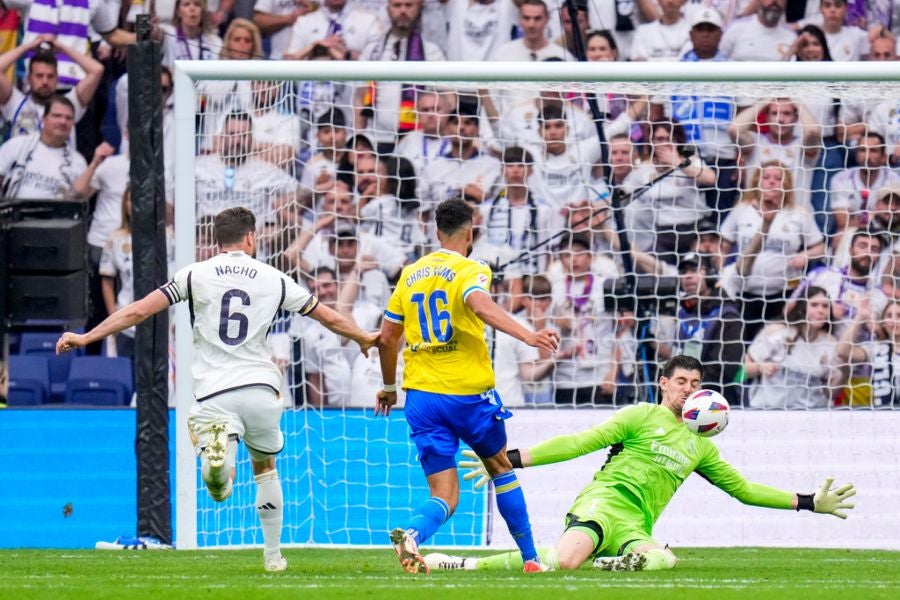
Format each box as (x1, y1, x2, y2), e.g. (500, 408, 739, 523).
(57, 207, 379, 572)
(425, 355, 856, 572)
(376, 198, 561, 574)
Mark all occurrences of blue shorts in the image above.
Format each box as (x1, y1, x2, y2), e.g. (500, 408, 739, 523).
(405, 389, 512, 476)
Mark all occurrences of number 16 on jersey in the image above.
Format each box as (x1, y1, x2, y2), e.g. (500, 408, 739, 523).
(410, 291, 453, 343)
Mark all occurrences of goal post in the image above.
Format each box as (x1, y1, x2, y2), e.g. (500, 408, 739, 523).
(172, 60, 900, 552)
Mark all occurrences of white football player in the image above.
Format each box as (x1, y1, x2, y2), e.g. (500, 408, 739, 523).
(57, 206, 379, 572)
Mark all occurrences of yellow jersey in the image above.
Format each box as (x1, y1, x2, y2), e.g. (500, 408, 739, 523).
(384, 249, 495, 395)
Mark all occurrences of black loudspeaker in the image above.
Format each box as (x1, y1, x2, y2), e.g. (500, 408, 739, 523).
(9, 272, 87, 321)
(2, 200, 89, 326)
(8, 218, 86, 272)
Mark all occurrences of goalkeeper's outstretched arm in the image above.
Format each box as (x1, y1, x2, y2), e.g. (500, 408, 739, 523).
(698, 456, 857, 519)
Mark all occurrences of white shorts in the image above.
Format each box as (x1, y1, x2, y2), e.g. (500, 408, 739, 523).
(188, 385, 284, 457)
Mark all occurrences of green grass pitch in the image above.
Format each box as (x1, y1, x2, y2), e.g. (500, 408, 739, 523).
(2, 548, 898, 599)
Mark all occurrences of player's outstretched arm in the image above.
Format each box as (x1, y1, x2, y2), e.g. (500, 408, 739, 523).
(460, 406, 643, 486)
(697, 454, 857, 519)
(307, 303, 379, 356)
(796, 477, 857, 519)
(465, 291, 559, 353)
(56, 290, 170, 354)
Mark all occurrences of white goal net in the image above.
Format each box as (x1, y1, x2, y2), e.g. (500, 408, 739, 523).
(173, 61, 900, 551)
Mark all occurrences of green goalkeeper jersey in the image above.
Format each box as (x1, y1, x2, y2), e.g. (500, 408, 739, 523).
(528, 403, 794, 530)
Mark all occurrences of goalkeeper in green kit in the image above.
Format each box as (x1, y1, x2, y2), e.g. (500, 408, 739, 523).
(425, 355, 856, 572)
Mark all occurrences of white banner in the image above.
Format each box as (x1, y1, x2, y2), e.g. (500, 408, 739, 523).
(486, 409, 900, 551)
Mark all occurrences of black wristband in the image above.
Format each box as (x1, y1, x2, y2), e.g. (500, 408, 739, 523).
(507, 449, 523, 469)
(796, 493, 815, 512)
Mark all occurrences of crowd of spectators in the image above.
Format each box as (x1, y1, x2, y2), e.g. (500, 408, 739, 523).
(2, 0, 900, 410)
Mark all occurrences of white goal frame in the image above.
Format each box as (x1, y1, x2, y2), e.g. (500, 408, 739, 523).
(172, 61, 900, 550)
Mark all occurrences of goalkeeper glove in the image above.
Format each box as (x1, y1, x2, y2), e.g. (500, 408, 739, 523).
(459, 449, 490, 489)
(797, 477, 856, 519)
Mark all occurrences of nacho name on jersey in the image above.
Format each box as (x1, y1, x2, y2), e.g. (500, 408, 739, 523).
(215, 265, 259, 279)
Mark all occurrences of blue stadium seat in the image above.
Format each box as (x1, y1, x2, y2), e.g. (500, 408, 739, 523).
(64, 357, 134, 407)
(18, 331, 81, 401)
(18, 331, 63, 355)
(7, 355, 51, 406)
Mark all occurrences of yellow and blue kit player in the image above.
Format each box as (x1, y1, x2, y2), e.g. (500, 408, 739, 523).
(376, 198, 561, 574)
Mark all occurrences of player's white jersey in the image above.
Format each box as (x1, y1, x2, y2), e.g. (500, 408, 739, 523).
(161, 250, 317, 400)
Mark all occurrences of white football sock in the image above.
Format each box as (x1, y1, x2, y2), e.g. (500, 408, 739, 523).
(255, 469, 283, 557)
(643, 548, 678, 571)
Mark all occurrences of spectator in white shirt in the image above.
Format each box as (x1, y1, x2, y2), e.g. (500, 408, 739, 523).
(587, 0, 665, 60)
(622, 120, 715, 265)
(836, 296, 900, 408)
(185, 20, 260, 152)
(790, 228, 887, 338)
(550, 232, 619, 405)
(496, 90, 597, 151)
(481, 146, 556, 277)
(248, 80, 301, 170)
(744, 285, 839, 409)
(719, 161, 826, 340)
(299, 108, 350, 201)
(277, 266, 381, 406)
(631, 0, 691, 61)
(322, 222, 394, 308)
(446, 0, 514, 61)
(161, 0, 223, 66)
(801, 0, 870, 61)
(194, 112, 298, 230)
(492, 0, 575, 62)
(0, 95, 87, 201)
(490, 0, 575, 114)
(72, 140, 124, 266)
(359, 155, 427, 261)
(729, 97, 822, 210)
(603, 132, 638, 188)
(356, 0, 446, 149)
(720, 0, 795, 61)
(830, 130, 900, 251)
(396, 89, 455, 176)
(679, 6, 728, 61)
(298, 202, 408, 285)
(284, 0, 379, 60)
(0, 37, 104, 141)
(421, 99, 502, 215)
(253, 0, 313, 59)
(494, 274, 568, 406)
(865, 97, 900, 170)
(530, 102, 603, 221)
(869, 184, 900, 261)
(99, 189, 137, 358)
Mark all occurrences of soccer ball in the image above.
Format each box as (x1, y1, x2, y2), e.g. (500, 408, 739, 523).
(681, 389, 730, 437)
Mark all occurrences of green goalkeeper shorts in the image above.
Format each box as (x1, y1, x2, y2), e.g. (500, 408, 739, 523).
(565, 484, 656, 558)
